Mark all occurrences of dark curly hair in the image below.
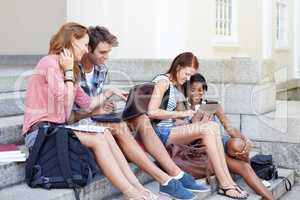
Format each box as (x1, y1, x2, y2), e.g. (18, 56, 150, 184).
(183, 73, 208, 97)
(88, 26, 118, 52)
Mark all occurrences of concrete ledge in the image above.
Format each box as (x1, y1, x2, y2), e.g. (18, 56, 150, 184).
(0, 163, 153, 200)
(0, 115, 24, 144)
(241, 101, 300, 143)
(276, 79, 300, 101)
(0, 162, 25, 189)
(206, 82, 276, 115)
(0, 92, 25, 117)
(107, 58, 274, 84)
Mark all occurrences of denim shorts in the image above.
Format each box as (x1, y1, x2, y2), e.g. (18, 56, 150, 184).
(24, 129, 39, 149)
(153, 126, 173, 146)
(221, 134, 231, 154)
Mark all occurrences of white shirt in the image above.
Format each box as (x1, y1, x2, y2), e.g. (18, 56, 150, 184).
(85, 67, 94, 90)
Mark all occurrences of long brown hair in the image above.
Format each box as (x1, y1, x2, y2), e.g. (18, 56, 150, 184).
(167, 52, 199, 83)
(49, 22, 88, 82)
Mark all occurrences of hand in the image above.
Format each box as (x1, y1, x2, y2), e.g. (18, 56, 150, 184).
(59, 48, 74, 71)
(192, 112, 211, 123)
(110, 88, 129, 101)
(180, 110, 196, 118)
(92, 100, 115, 115)
(174, 119, 188, 126)
(235, 152, 250, 162)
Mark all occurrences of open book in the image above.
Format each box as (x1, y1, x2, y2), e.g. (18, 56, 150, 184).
(64, 124, 110, 133)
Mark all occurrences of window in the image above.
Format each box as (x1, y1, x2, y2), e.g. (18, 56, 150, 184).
(276, 0, 288, 49)
(213, 0, 238, 47)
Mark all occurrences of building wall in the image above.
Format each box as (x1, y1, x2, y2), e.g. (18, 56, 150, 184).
(0, 0, 67, 55)
(271, 0, 296, 82)
(0, 0, 296, 81)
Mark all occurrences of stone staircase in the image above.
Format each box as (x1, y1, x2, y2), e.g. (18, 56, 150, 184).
(0, 57, 296, 199)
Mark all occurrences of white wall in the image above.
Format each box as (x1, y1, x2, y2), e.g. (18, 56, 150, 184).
(67, 0, 189, 59)
(272, 0, 295, 83)
(0, 0, 296, 83)
(0, 0, 67, 55)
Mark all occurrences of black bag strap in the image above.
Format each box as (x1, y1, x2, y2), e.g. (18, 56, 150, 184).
(26, 125, 51, 185)
(56, 127, 81, 200)
(152, 74, 171, 110)
(278, 176, 292, 192)
(55, 128, 74, 186)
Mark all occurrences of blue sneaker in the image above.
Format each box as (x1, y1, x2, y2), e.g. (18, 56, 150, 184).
(178, 173, 210, 193)
(160, 179, 196, 200)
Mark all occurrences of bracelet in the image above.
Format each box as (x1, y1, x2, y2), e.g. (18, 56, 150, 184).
(64, 68, 73, 73)
(64, 79, 75, 84)
(64, 70, 73, 76)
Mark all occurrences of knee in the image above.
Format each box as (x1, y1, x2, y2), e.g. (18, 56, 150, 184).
(88, 133, 108, 149)
(195, 121, 220, 137)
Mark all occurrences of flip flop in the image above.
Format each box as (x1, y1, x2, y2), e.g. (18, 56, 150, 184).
(217, 187, 248, 199)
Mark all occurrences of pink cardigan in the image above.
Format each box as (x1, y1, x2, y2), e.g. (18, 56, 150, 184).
(22, 55, 91, 134)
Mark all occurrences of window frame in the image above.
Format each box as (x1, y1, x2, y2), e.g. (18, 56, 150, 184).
(275, 0, 289, 50)
(212, 0, 239, 47)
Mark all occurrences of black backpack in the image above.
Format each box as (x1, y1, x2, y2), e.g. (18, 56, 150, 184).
(250, 154, 292, 191)
(250, 154, 278, 181)
(25, 124, 98, 200)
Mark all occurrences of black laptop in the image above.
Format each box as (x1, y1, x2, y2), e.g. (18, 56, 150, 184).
(91, 82, 155, 123)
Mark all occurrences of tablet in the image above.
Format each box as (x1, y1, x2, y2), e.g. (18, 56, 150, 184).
(196, 103, 220, 114)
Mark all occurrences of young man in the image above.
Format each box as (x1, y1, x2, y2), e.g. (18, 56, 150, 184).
(70, 26, 209, 200)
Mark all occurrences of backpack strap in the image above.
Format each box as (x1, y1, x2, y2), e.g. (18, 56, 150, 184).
(55, 127, 74, 187)
(56, 127, 81, 200)
(152, 74, 171, 110)
(25, 125, 51, 186)
(278, 176, 292, 191)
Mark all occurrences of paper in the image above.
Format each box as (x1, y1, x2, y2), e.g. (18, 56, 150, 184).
(65, 124, 109, 133)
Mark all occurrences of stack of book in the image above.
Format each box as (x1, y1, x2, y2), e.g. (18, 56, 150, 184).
(0, 144, 26, 163)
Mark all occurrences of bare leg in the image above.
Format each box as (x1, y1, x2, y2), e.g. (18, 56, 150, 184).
(102, 130, 148, 191)
(128, 115, 182, 176)
(226, 156, 275, 200)
(167, 121, 247, 199)
(74, 131, 144, 199)
(103, 121, 170, 184)
(213, 130, 239, 186)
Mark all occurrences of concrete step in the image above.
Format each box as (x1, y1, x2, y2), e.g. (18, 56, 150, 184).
(0, 162, 25, 189)
(0, 91, 25, 117)
(279, 182, 300, 200)
(207, 168, 294, 200)
(113, 168, 294, 200)
(0, 163, 153, 200)
(0, 115, 24, 144)
(0, 81, 138, 117)
(0, 145, 28, 189)
(0, 65, 32, 93)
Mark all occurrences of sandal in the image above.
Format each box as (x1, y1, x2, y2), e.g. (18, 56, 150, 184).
(218, 186, 248, 199)
(234, 184, 249, 197)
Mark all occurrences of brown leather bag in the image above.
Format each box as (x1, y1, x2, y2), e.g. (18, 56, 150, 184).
(166, 140, 214, 179)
